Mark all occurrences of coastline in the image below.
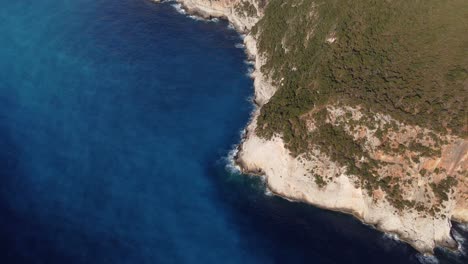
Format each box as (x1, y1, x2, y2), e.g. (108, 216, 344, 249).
(170, 0, 259, 33)
(158, 0, 466, 255)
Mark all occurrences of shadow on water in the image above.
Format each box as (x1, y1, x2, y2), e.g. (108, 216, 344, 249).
(205, 153, 468, 264)
(0, 1, 467, 264)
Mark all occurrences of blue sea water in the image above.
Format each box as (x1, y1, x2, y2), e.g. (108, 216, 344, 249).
(0, 0, 467, 263)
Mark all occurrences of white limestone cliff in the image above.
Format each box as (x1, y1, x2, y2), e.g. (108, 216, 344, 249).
(160, 0, 467, 254)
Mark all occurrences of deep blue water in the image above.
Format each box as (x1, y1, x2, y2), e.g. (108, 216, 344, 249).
(0, 0, 467, 263)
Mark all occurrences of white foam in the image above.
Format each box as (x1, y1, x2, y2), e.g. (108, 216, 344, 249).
(188, 15, 204, 21)
(244, 60, 255, 66)
(246, 67, 254, 77)
(224, 126, 246, 174)
(452, 229, 467, 255)
(224, 145, 241, 174)
(172, 7, 220, 23)
(382, 232, 401, 242)
(171, 3, 186, 15)
(457, 223, 468, 232)
(264, 187, 274, 196)
(235, 43, 245, 49)
(378, 232, 403, 252)
(252, 174, 272, 196)
(416, 254, 439, 264)
(245, 95, 255, 105)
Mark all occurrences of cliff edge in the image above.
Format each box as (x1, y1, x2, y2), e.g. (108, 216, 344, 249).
(166, 0, 468, 254)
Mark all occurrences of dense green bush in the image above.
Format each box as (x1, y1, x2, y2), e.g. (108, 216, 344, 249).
(235, 1, 258, 17)
(430, 177, 458, 202)
(255, 0, 467, 143)
(251, 0, 466, 209)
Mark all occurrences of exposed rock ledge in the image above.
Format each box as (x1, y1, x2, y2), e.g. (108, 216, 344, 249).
(237, 117, 462, 254)
(163, 0, 467, 254)
(173, 0, 260, 32)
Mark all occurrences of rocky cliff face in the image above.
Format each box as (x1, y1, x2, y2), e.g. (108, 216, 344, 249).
(237, 104, 467, 253)
(174, 0, 265, 32)
(170, 0, 468, 254)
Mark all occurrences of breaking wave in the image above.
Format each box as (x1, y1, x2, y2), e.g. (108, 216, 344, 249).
(264, 186, 274, 196)
(382, 233, 401, 242)
(457, 223, 468, 232)
(453, 229, 467, 256)
(246, 66, 254, 77)
(170, 3, 186, 15)
(224, 144, 241, 174)
(416, 254, 439, 264)
(170, 2, 220, 23)
(378, 232, 403, 252)
(188, 15, 204, 21)
(243, 59, 255, 66)
(235, 43, 245, 49)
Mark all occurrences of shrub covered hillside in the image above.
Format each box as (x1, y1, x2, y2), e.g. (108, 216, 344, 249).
(254, 0, 467, 153)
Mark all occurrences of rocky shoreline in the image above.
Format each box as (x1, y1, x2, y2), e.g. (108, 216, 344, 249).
(158, 0, 466, 255)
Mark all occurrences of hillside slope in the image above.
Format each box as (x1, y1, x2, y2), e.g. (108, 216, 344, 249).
(173, 0, 468, 254)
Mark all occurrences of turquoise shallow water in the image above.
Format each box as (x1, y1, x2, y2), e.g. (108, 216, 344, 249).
(0, 0, 467, 263)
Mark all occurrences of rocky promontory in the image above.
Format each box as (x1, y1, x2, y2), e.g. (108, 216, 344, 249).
(161, 0, 468, 254)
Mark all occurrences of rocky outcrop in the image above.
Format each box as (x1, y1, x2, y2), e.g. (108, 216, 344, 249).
(169, 0, 275, 103)
(173, 0, 263, 32)
(237, 105, 467, 253)
(162, 0, 468, 254)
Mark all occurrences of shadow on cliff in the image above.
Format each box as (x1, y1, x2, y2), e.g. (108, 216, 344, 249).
(203, 153, 468, 264)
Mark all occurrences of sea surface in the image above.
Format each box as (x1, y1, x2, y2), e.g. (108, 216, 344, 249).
(0, 0, 467, 263)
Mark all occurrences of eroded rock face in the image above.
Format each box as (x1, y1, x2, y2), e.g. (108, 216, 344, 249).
(175, 0, 266, 32)
(237, 105, 466, 253)
(321, 106, 467, 216)
(172, 0, 467, 254)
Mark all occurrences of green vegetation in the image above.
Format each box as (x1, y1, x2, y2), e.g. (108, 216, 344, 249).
(251, 0, 466, 206)
(430, 176, 458, 202)
(235, 1, 258, 17)
(408, 142, 440, 157)
(314, 174, 327, 188)
(255, 0, 468, 145)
